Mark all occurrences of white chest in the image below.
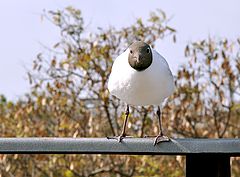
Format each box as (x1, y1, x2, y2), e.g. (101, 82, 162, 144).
(108, 49, 174, 106)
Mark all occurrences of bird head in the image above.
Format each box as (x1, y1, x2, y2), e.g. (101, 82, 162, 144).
(128, 41, 153, 71)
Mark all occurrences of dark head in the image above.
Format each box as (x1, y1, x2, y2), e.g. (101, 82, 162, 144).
(128, 41, 152, 71)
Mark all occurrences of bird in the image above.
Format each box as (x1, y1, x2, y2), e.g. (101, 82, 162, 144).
(107, 41, 175, 145)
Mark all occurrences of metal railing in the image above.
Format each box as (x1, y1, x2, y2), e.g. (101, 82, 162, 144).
(0, 138, 239, 177)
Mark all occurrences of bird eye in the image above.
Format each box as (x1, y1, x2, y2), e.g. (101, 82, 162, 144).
(130, 50, 133, 54)
(146, 48, 150, 53)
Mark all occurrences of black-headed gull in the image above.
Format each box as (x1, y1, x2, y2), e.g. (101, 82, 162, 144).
(108, 41, 175, 145)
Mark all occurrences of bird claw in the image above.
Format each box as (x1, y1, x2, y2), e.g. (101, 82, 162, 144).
(143, 135, 155, 138)
(153, 134, 170, 146)
(107, 135, 132, 142)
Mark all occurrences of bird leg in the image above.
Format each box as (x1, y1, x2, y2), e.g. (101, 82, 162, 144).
(153, 106, 170, 145)
(107, 105, 131, 142)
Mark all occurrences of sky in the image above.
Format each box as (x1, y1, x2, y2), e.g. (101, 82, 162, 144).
(0, 0, 239, 100)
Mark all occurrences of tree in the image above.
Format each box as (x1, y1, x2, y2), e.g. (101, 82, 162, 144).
(166, 38, 240, 139)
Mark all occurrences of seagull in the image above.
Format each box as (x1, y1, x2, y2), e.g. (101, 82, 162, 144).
(107, 41, 175, 145)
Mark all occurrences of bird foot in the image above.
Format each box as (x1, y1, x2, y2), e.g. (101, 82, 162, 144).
(153, 134, 170, 146)
(143, 134, 170, 145)
(107, 134, 133, 142)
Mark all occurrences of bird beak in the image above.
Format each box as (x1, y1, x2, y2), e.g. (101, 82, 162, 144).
(134, 55, 141, 63)
(136, 57, 140, 63)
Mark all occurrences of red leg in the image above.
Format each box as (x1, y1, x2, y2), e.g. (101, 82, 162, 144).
(153, 106, 170, 145)
(107, 105, 131, 142)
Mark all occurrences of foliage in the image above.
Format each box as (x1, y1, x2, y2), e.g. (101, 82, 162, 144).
(166, 38, 240, 139)
(0, 6, 239, 177)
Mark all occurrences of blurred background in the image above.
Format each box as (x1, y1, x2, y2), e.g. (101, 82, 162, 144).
(0, 0, 239, 176)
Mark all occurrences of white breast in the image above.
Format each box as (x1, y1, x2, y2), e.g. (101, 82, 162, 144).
(108, 48, 175, 106)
